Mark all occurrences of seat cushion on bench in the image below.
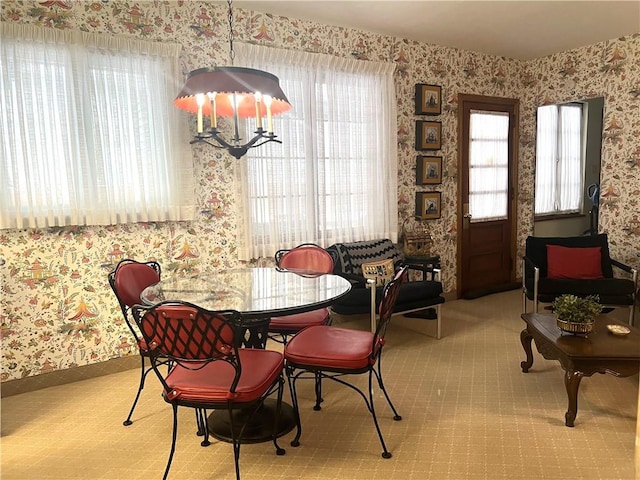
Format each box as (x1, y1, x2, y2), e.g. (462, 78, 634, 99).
(330, 280, 444, 315)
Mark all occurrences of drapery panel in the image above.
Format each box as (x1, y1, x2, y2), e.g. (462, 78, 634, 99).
(234, 43, 398, 260)
(0, 23, 194, 229)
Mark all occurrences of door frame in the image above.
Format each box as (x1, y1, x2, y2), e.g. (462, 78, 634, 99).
(456, 94, 520, 298)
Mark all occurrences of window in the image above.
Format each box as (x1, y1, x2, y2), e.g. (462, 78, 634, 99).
(0, 24, 194, 229)
(235, 43, 398, 260)
(468, 110, 509, 222)
(534, 103, 584, 216)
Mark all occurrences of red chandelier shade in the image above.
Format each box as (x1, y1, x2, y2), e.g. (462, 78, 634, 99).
(174, 66, 291, 118)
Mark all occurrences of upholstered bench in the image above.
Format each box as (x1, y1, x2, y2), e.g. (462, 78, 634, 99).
(326, 239, 445, 338)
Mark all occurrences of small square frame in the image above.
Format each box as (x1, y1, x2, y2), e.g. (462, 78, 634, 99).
(415, 192, 441, 220)
(415, 84, 442, 115)
(416, 155, 442, 185)
(415, 121, 442, 151)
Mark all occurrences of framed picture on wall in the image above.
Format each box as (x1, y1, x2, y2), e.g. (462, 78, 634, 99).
(415, 121, 442, 150)
(416, 155, 442, 185)
(415, 192, 441, 220)
(415, 84, 442, 115)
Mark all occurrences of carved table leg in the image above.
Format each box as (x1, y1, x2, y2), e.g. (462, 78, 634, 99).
(563, 370, 583, 427)
(520, 329, 534, 373)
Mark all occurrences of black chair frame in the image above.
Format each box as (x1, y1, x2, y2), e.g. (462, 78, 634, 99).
(284, 267, 407, 459)
(132, 301, 286, 480)
(108, 258, 164, 426)
(522, 234, 637, 325)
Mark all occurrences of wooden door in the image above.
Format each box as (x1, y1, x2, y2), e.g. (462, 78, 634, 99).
(457, 95, 519, 299)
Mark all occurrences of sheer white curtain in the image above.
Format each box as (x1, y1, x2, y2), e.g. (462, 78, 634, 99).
(468, 111, 509, 221)
(234, 43, 398, 260)
(557, 106, 582, 211)
(535, 104, 583, 215)
(0, 23, 194, 229)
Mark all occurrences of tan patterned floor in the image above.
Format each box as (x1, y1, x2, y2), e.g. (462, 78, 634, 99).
(1, 290, 638, 480)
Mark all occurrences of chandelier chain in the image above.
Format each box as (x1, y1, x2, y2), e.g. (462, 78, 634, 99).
(227, 0, 235, 64)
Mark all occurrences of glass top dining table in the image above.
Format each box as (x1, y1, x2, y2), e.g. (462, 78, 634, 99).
(140, 267, 352, 319)
(139, 266, 351, 444)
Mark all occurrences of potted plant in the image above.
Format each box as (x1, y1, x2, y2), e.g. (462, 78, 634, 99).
(552, 294, 602, 335)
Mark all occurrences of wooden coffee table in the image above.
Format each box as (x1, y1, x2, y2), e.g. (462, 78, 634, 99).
(520, 313, 640, 427)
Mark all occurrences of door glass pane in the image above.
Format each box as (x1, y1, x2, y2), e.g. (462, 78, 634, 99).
(469, 110, 509, 222)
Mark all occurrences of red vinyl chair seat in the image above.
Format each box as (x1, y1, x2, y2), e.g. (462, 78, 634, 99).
(269, 308, 330, 333)
(164, 349, 284, 403)
(284, 325, 376, 371)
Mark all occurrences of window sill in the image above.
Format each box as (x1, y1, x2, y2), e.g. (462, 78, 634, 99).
(534, 212, 585, 222)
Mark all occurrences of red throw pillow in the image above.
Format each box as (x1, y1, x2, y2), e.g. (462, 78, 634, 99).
(546, 245, 604, 279)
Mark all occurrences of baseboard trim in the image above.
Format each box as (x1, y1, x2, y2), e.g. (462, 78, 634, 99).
(1, 356, 139, 398)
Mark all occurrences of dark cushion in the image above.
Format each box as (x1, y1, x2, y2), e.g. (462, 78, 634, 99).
(524, 277, 636, 305)
(330, 280, 444, 315)
(546, 245, 604, 279)
(525, 234, 613, 278)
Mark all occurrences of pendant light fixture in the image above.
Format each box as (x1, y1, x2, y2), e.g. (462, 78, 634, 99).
(174, 0, 291, 159)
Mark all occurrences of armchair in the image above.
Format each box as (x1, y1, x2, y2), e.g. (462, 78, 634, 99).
(522, 234, 637, 325)
(326, 238, 444, 338)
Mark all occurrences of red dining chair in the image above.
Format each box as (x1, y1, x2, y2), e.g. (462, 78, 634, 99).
(284, 266, 407, 458)
(270, 243, 335, 343)
(131, 301, 288, 480)
(271, 244, 335, 410)
(108, 258, 162, 426)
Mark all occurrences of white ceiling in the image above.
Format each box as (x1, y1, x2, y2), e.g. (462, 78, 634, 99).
(234, 1, 640, 60)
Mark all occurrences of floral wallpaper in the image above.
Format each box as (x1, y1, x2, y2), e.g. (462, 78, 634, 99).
(0, 1, 638, 382)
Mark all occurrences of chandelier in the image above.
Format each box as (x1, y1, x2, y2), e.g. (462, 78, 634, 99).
(173, 0, 291, 159)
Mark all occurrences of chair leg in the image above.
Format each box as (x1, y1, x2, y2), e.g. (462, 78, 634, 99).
(435, 304, 442, 340)
(367, 370, 392, 459)
(162, 404, 179, 480)
(374, 355, 402, 422)
(227, 408, 242, 480)
(123, 355, 148, 426)
(285, 367, 303, 447)
(271, 376, 286, 456)
(313, 372, 323, 411)
(196, 409, 211, 446)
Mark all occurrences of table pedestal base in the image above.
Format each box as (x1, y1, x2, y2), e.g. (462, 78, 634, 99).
(207, 399, 296, 444)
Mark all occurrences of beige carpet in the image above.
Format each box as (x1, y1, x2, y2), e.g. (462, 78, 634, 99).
(1, 290, 637, 479)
